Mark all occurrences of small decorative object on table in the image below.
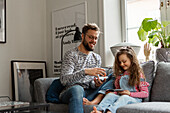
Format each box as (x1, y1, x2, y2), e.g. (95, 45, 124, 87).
(0, 96, 29, 109)
(0, 96, 49, 113)
(0, 101, 29, 107)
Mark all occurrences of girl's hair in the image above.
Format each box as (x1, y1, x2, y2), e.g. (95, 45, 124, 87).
(114, 46, 145, 86)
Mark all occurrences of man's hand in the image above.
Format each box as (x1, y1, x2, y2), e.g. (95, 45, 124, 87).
(94, 76, 106, 87)
(85, 68, 106, 87)
(85, 68, 106, 77)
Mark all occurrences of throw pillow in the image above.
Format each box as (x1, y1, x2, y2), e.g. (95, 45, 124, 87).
(151, 61, 170, 102)
(46, 79, 64, 103)
(140, 60, 155, 102)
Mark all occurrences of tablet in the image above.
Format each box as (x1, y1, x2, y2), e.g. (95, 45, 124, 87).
(106, 89, 124, 92)
(114, 89, 124, 92)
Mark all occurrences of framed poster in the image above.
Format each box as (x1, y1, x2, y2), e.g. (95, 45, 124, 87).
(52, 2, 87, 75)
(0, 0, 6, 43)
(11, 61, 47, 102)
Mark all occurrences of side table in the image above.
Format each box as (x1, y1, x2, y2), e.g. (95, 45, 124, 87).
(0, 102, 49, 113)
(16, 110, 56, 113)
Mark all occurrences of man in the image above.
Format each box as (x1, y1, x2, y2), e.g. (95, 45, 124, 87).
(60, 23, 114, 113)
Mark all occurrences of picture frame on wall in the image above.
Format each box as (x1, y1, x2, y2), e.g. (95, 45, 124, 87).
(11, 60, 47, 102)
(52, 2, 87, 75)
(0, 0, 6, 43)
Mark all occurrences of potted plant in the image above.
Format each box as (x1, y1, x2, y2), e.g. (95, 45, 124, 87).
(137, 18, 170, 62)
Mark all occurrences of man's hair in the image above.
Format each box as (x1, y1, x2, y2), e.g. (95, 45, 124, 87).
(82, 23, 100, 34)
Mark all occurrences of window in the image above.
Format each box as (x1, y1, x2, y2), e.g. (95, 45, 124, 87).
(122, 0, 160, 61)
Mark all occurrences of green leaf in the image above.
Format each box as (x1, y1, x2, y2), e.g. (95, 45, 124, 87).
(148, 34, 153, 38)
(148, 31, 162, 39)
(137, 18, 170, 48)
(154, 41, 159, 46)
(167, 36, 170, 42)
(142, 18, 157, 32)
(157, 22, 162, 29)
(148, 35, 157, 44)
(148, 38, 152, 43)
(162, 21, 170, 27)
(152, 36, 158, 43)
(137, 26, 148, 41)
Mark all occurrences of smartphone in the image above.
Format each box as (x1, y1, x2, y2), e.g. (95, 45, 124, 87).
(98, 76, 108, 80)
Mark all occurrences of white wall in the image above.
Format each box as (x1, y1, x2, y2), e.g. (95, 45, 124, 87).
(46, 0, 100, 77)
(0, 0, 46, 97)
(99, 0, 122, 67)
(46, 0, 122, 76)
(0, 0, 122, 97)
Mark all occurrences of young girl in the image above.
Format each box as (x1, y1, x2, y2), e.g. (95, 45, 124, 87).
(91, 46, 149, 113)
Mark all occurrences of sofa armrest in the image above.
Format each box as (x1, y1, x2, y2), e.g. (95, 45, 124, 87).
(34, 77, 59, 103)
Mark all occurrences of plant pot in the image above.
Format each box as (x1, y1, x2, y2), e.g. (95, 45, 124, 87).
(156, 48, 170, 62)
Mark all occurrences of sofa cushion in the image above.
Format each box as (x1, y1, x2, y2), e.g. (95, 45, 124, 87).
(49, 103, 68, 113)
(34, 78, 57, 103)
(46, 79, 64, 103)
(140, 60, 155, 102)
(117, 102, 170, 113)
(84, 105, 96, 113)
(151, 62, 170, 102)
(48, 103, 95, 113)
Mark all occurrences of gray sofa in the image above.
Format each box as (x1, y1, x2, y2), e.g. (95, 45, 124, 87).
(34, 61, 170, 113)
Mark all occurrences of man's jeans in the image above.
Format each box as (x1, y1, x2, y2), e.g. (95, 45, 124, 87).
(60, 73, 115, 113)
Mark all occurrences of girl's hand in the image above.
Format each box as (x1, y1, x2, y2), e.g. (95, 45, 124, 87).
(118, 90, 130, 95)
(105, 90, 114, 95)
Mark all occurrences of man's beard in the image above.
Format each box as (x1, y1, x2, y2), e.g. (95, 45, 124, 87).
(83, 39, 94, 51)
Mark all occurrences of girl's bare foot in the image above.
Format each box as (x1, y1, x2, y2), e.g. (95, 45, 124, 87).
(83, 98, 93, 105)
(90, 106, 102, 113)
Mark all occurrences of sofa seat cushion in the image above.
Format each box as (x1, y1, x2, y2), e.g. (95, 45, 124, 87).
(49, 103, 68, 113)
(49, 103, 95, 113)
(117, 102, 170, 113)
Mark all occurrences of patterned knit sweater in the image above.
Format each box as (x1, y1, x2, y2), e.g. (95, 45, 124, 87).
(115, 71, 149, 98)
(60, 47, 101, 89)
